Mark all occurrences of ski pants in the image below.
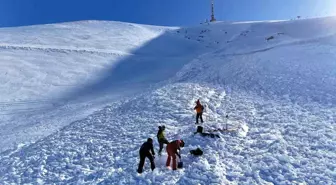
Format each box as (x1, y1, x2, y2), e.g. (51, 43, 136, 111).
(137, 152, 155, 173)
(158, 138, 169, 155)
(166, 147, 177, 170)
(196, 112, 203, 123)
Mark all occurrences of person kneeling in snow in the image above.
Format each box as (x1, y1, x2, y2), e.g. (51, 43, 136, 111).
(166, 140, 185, 170)
(137, 138, 155, 173)
(157, 125, 169, 156)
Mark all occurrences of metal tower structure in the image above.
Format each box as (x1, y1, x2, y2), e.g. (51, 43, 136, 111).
(210, 0, 216, 22)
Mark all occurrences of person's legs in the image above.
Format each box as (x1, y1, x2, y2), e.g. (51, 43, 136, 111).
(147, 154, 155, 171)
(159, 141, 164, 155)
(159, 139, 169, 155)
(137, 153, 146, 173)
(200, 112, 204, 123)
(172, 155, 177, 170)
(166, 146, 173, 167)
(166, 154, 171, 167)
(196, 113, 200, 123)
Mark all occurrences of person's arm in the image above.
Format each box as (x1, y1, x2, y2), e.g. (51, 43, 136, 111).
(175, 144, 181, 158)
(150, 143, 155, 156)
(175, 150, 181, 158)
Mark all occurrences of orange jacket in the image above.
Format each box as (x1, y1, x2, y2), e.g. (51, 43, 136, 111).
(194, 102, 204, 113)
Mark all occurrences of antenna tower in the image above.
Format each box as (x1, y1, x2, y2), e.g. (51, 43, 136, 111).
(210, 0, 216, 22)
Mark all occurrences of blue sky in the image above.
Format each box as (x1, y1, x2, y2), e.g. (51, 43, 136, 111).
(0, 0, 335, 27)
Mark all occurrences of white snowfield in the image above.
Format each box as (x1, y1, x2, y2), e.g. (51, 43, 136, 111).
(0, 17, 336, 184)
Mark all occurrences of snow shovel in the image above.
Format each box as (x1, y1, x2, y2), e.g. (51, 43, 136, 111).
(177, 157, 183, 169)
(177, 161, 183, 169)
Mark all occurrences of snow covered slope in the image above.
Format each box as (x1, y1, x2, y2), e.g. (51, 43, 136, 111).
(1, 17, 336, 185)
(0, 20, 207, 151)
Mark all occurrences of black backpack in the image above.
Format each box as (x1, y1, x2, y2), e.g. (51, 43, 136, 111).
(190, 148, 203, 156)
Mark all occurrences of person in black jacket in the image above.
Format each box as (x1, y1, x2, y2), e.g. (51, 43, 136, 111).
(137, 138, 156, 173)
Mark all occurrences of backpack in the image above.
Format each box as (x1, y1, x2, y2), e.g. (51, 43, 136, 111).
(196, 126, 203, 133)
(190, 148, 203, 156)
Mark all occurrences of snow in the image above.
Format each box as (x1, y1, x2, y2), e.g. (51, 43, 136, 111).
(1, 17, 336, 184)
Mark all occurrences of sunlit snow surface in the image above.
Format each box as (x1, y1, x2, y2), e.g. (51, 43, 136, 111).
(0, 17, 336, 184)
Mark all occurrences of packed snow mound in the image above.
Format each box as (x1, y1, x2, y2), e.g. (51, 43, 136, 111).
(1, 16, 336, 185)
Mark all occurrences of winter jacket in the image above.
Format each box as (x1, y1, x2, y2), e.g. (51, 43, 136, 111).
(157, 128, 165, 140)
(166, 140, 182, 155)
(194, 101, 204, 113)
(140, 141, 155, 155)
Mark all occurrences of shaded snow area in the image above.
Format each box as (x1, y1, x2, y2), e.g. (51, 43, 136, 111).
(1, 17, 336, 184)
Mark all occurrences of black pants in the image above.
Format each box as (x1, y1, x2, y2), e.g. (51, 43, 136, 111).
(137, 152, 155, 173)
(158, 138, 169, 155)
(196, 113, 203, 123)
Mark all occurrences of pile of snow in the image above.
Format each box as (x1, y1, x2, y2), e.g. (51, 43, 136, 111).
(1, 17, 336, 184)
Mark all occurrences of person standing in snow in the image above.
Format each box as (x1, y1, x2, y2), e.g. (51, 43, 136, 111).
(194, 99, 204, 124)
(157, 125, 169, 156)
(137, 138, 155, 173)
(166, 139, 185, 170)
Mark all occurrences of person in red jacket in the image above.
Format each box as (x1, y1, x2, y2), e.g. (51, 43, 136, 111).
(166, 139, 185, 170)
(194, 99, 204, 124)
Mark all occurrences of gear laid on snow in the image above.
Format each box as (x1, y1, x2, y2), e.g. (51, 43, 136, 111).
(195, 126, 220, 138)
(197, 126, 203, 133)
(190, 148, 203, 156)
